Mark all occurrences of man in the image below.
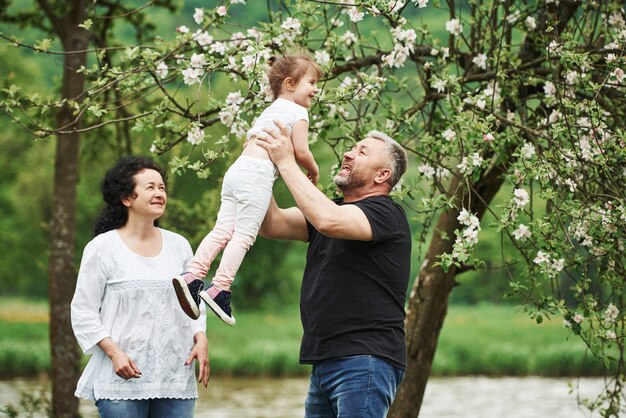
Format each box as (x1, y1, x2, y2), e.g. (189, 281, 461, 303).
(257, 122, 411, 418)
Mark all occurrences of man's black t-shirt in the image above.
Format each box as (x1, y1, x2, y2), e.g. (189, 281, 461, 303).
(300, 195, 412, 370)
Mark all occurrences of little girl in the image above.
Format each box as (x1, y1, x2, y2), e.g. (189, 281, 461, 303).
(173, 54, 321, 326)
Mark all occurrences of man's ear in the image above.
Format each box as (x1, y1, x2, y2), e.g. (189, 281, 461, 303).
(374, 168, 392, 185)
(283, 77, 296, 92)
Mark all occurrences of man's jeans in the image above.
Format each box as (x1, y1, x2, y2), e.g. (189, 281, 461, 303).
(96, 398, 195, 418)
(305, 355, 405, 418)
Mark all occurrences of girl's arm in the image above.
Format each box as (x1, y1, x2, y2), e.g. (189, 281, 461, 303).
(291, 120, 319, 184)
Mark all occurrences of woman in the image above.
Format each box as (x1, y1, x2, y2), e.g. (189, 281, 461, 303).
(71, 155, 209, 418)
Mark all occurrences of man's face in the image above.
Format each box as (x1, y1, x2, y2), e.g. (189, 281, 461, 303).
(334, 137, 388, 191)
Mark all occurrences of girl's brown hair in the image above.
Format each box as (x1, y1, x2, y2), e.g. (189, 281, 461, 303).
(267, 54, 322, 99)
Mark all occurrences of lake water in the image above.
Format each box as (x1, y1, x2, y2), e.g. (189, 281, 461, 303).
(0, 375, 608, 417)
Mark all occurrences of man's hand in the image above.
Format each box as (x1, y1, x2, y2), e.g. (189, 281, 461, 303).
(186, 331, 210, 387)
(256, 120, 296, 168)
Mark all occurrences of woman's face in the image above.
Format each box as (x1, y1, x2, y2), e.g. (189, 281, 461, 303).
(123, 168, 167, 221)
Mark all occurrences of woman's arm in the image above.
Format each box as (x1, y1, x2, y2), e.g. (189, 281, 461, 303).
(70, 240, 111, 354)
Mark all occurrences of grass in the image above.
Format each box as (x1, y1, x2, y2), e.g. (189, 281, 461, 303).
(0, 298, 612, 378)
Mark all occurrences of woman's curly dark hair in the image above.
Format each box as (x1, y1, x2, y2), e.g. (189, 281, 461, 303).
(93, 155, 167, 236)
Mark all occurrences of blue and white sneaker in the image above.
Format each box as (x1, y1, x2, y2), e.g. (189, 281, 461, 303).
(173, 273, 204, 320)
(200, 285, 236, 327)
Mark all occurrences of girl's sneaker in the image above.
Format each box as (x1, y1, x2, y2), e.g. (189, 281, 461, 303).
(172, 273, 204, 320)
(200, 285, 236, 326)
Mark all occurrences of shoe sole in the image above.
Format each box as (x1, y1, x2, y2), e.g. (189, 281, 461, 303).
(200, 291, 236, 327)
(172, 276, 201, 320)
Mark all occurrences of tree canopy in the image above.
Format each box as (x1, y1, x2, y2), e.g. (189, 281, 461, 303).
(2, 0, 626, 416)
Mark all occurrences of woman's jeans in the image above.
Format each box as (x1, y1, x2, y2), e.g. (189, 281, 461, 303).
(305, 355, 405, 418)
(96, 398, 195, 418)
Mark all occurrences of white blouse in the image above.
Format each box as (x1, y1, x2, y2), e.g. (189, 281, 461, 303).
(71, 228, 206, 401)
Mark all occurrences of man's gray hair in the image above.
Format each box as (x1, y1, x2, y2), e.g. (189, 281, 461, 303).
(366, 130, 407, 188)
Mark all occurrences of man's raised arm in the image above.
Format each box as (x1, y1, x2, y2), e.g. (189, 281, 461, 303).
(259, 196, 309, 242)
(256, 123, 373, 241)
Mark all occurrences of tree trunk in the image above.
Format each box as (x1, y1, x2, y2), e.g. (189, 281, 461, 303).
(48, 2, 88, 416)
(389, 162, 509, 418)
(389, 2, 582, 414)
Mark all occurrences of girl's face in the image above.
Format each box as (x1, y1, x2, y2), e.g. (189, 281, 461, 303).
(286, 66, 319, 108)
(122, 169, 167, 221)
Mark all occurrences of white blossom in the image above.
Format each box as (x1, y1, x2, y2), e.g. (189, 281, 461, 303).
(182, 67, 202, 85)
(513, 188, 529, 207)
(457, 157, 469, 174)
(210, 42, 227, 55)
(342, 31, 357, 46)
(551, 258, 565, 272)
(609, 12, 626, 28)
(521, 143, 536, 159)
(475, 98, 486, 110)
(534, 250, 550, 265)
(457, 208, 472, 226)
(190, 53, 206, 69)
(187, 125, 205, 145)
(418, 163, 436, 179)
(548, 109, 561, 123)
(605, 303, 620, 323)
(471, 152, 484, 167)
(281, 17, 301, 33)
(445, 19, 462, 36)
(565, 70, 579, 85)
(193, 8, 204, 24)
(315, 50, 331, 66)
(463, 228, 479, 245)
(242, 55, 256, 71)
(193, 30, 213, 50)
(512, 224, 531, 241)
(442, 128, 456, 141)
(472, 53, 487, 70)
(415, 0, 428, 7)
(432, 78, 446, 93)
(547, 41, 563, 55)
(155, 61, 168, 79)
(506, 10, 521, 24)
(573, 313, 583, 324)
(543, 81, 557, 98)
(177, 25, 190, 34)
(226, 91, 244, 105)
(483, 133, 494, 143)
(605, 330, 617, 341)
(525, 16, 537, 30)
(348, 7, 364, 22)
(216, 6, 227, 16)
(611, 68, 626, 84)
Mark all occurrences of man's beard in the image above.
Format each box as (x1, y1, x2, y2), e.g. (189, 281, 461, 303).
(333, 169, 367, 191)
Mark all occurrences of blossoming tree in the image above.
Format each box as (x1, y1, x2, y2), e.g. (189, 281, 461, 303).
(3, 0, 626, 416)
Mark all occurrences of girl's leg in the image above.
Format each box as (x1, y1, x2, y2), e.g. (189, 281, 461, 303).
(188, 193, 237, 279)
(211, 178, 273, 291)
